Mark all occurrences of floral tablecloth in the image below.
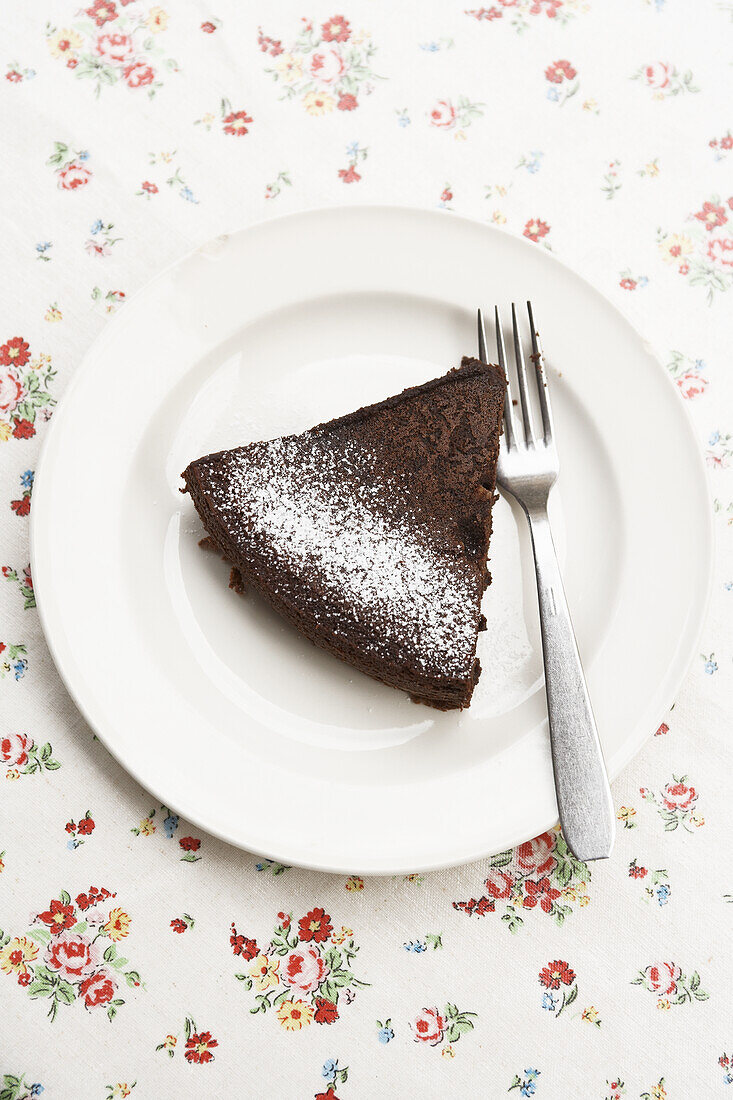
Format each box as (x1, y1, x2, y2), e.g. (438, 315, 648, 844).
(1, 1, 732, 1097)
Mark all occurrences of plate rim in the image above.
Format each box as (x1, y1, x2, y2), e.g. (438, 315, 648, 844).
(30, 202, 715, 874)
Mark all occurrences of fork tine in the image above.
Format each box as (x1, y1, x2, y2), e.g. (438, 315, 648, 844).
(493, 306, 516, 450)
(477, 308, 488, 363)
(511, 302, 536, 446)
(527, 300, 554, 443)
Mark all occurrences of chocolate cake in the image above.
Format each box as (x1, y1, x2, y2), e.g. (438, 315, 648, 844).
(182, 357, 506, 709)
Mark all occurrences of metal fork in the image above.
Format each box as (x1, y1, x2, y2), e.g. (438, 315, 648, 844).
(478, 303, 615, 862)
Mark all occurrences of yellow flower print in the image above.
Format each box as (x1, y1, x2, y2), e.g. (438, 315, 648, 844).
(581, 1005, 600, 1025)
(104, 907, 132, 941)
(441, 1045, 455, 1059)
(691, 812, 705, 828)
(656, 997, 671, 1010)
(110, 1086, 133, 1099)
(0, 421, 12, 443)
(44, 303, 62, 323)
(303, 90, 334, 116)
(276, 53, 303, 84)
(139, 817, 155, 835)
(30, 353, 51, 371)
(47, 28, 82, 59)
(0, 851, 4, 873)
(5, 768, 20, 780)
(0, 935, 38, 979)
(147, 6, 168, 33)
(276, 998, 313, 1030)
(651, 1083, 666, 1100)
(658, 233, 693, 265)
(617, 806, 636, 826)
(345, 876, 363, 891)
(248, 953, 280, 992)
(331, 926, 353, 945)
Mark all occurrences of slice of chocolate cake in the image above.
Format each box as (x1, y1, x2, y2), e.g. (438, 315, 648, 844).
(182, 357, 506, 710)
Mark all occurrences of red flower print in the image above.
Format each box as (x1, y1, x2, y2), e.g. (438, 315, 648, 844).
(11, 497, 31, 516)
(5, 70, 22, 83)
(201, 21, 216, 33)
(514, 831, 556, 878)
(629, 863, 648, 879)
(538, 960, 575, 989)
(708, 237, 733, 268)
(298, 907, 333, 943)
(441, 188, 453, 202)
(0, 369, 23, 416)
(185, 1030, 218, 1064)
(545, 60, 576, 83)
(338, 166, 361, 183)
(694, 200, 727, 231)
(321, 14, 351, 42)
(661, 781, 696, 811)
(523, 876, 561, 912)
(67, 57, 78, 69)
(12, 418, 34, 439)
(523, 218, 550, 243)
(77, 816, 95, 835)
(0, 337, 30, 367)
(411, 1006, 445, 1045)
(643, 961, 680, 996)
(86, 0, 118, 26)
(222, 111, 253, 136)
(337, 93, 358, 111)
(429, 100, 456, 129)
(124, 62, 155, 89)
(484, 868, 514, 899)
(46, 933, 97, 979)
(230, 923, 259, 958)
(18, 971, 31, 987)
(57, 162, 92, 191)
(676, 372, 707, 399)
(453, 895, 496, 916)
(721, 135, 733, 150)
(644, 62, 671, 90)
(277, 911, 291, 929)
(80, 967, 116, 1007)
(38, 898, 76, 934)
(283, 945, 328, 995)
(257, 27, 283, 56)
(655, 722, 669, 736)
(620, 277, 637, 290)
(1, 732, 33, 767)
(171, 918, 187, 933)
(141, 181, 158, 194)
(94, 32, 134, 65)
(179, 836, 200, 852)
(65, 821, 75, 834)
(314, 996, 339, 1024)
(315, 1090, 340, 1100)
(75, 885, 114, 910)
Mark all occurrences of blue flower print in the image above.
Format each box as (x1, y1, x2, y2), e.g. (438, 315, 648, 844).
(77, 150, 89, 161)
(546, 87, 560, 102)
(656, 884, 671, 906)
(31, 1087, 44, 1098)
(180, 187, 198, 203)
(163, 813, 179, 838)
(419, 42, 440, 52)
(541, 991, 557, 1012)
(322, 1059, 337, 1082)
(14, 659, 27, 681)
(91, 219, 103, 234)
(21, 470, 34, 489)
(377, 1019, 394, 1043)
(403, 940, 427, 953)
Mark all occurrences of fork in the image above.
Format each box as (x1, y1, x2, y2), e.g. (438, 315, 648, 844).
(478, 302, 615, 862)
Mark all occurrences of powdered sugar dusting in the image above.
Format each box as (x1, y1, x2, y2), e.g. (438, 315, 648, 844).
(201, 435, 480, 678)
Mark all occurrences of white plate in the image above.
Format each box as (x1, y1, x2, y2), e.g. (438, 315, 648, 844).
(32, 206, 713, 874)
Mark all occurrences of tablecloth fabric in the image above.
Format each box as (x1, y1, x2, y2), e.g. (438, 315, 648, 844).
(1, 1, 732, 1097)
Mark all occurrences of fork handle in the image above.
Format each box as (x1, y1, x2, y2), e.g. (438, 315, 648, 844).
(525, 505, 615, 862)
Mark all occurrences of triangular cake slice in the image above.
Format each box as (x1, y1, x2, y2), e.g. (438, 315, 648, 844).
(182, 357, 506, 710)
